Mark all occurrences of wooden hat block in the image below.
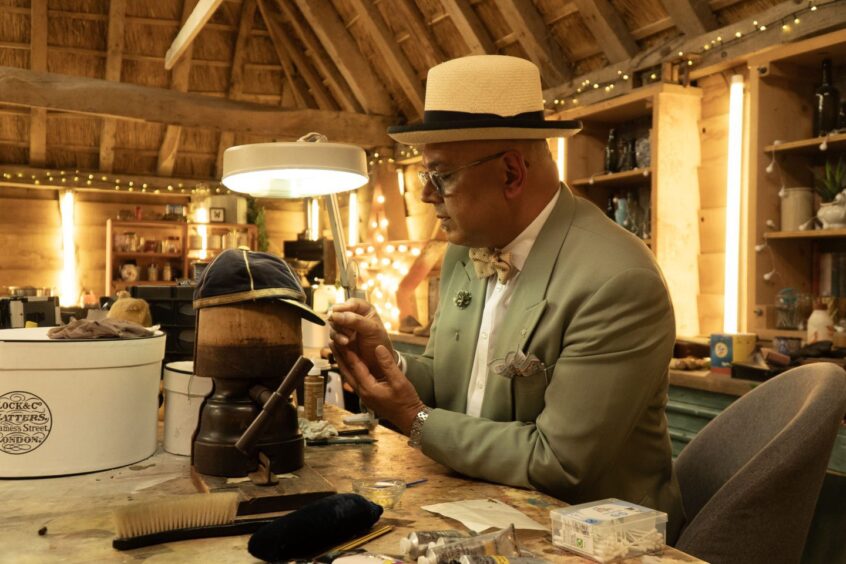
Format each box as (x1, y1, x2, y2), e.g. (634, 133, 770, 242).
(191, 301, 334, 515)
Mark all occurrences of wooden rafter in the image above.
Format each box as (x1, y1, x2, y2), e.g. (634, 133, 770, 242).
(0, 66, 392, 147)
(158, 0, 198, 177)
(441, 0, 495, 55)
(226, 0, 255, 101)
(544, 1, 846, 107)
(257, 0, 333, 110)
(98, 0, 127, 173)
(493, 0, 570, 84)
(294, 0, 393, 116)
(29, 0, 47, 167)
(572, 0, 638, 63)
(215, 0, 255, 179)
(348, 0, 425, 118)
(165, 0, 224, 69)
(257, 0, 314, 109)
(390, 0, 446, 69)
(660, 0, 718, 36)
(275, 0, 361, 113)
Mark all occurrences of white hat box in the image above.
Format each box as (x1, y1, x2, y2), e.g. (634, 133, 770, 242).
(0, 327, 165, 477)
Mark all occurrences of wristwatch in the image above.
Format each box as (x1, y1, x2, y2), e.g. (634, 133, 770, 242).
(407, 407, 432, 449)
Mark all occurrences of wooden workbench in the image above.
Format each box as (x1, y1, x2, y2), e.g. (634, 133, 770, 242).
(0, 406, 703, 563)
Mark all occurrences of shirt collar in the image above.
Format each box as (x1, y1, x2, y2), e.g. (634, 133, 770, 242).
(500, 187, 561, 273)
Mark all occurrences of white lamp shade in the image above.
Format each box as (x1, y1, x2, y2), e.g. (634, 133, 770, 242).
(222, 142, 369, 198)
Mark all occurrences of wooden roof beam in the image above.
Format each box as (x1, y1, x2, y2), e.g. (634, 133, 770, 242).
(29, 0, 47, 168)
(441, 0, 496, 56)
(215, 0, 255, 179)
(165, 0, 224, 70)
(99, 0, 127, 173)
(388, 0, 447, 69)
(572, 0, 638, 63)
(275, 0, 361, 114)
(660, 0, 718, 36)
(294, 0, 393, 116)
(544, 1, 846, 106)
(158, 0, 199, 177)
(493, 0, 571, 84)
(0, 66, 392, 147)
(257, 0, 333, 110)
(348, 0, 425, 118)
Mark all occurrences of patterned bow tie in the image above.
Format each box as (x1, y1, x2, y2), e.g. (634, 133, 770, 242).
(469, 247, 516, 283)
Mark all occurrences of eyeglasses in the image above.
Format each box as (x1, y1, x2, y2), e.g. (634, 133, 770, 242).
(417, 151, 507, 197)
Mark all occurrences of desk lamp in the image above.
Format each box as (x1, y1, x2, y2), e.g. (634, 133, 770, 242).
(221, 133, 368, 298)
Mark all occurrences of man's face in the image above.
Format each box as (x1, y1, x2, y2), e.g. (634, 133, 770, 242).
(419, 142, 505, 247)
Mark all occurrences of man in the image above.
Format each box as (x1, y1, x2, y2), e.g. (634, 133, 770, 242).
(329, 55, 682, 539)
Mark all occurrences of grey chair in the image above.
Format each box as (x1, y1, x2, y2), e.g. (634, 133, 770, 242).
(674, 362, 846, 564)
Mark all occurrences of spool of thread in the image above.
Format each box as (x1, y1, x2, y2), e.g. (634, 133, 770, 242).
(304, 368, 325, 421)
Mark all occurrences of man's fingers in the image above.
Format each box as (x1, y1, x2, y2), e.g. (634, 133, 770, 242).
(328, 311, 378, 336)
(329, 298, 371, 316)
(330, 343, 377, 394)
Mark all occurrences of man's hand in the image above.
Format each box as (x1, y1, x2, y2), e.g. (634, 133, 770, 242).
(331, 343, 425, 435)
(328, 298, 396, 378)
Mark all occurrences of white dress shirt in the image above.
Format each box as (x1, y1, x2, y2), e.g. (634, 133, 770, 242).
(463, 189, 560, 416)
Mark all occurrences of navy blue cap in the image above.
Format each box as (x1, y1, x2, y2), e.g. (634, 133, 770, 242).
(193, 249, 324, 325)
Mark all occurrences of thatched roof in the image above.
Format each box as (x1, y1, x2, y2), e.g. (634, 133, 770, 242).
(0, 0, 838, 187)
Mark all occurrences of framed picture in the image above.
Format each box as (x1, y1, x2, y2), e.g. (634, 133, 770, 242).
(209, 208, 225, 223)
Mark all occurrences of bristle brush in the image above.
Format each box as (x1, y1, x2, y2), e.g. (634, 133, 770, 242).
(112, 492, 273, 551)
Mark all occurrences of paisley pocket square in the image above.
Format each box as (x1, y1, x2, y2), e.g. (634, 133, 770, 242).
(490, 350, 547, 381)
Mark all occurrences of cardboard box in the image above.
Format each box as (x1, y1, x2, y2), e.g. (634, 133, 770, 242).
(710, 333, 757, 373)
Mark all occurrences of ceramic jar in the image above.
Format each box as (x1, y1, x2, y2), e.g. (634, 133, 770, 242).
(780, 187, 813, 231)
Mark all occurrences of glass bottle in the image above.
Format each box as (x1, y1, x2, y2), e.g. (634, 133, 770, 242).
(813, 59, 840, 137)
(605, 195, 616, 219)
(604, 129, 619, 173)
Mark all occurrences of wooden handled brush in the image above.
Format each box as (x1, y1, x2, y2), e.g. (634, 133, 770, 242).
(112, 492, 273, 551)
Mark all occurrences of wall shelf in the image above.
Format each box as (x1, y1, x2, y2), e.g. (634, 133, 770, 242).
(105, 220, 256, 295)
(765, 228, 846, 240)
(764, 132, 846, 155)
(570, 167, 651, 189)
(746, 31, 846, 336)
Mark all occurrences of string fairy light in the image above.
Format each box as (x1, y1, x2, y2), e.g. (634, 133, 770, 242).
(547, 0, 842, 110)
(0, 167, 230, 196)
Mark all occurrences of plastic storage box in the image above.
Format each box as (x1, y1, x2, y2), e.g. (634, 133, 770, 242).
(550, 498, 667, 562)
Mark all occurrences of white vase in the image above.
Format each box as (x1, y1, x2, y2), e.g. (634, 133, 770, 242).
(817, 201, 846, 229)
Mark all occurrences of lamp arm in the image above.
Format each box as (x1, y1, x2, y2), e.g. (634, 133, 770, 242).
(324, 193, 363, 300)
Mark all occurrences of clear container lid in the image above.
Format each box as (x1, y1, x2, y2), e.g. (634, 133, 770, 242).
(551, 498, 667, 529)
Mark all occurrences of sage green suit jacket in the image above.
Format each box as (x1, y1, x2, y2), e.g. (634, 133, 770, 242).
(404, 186, 682, 537)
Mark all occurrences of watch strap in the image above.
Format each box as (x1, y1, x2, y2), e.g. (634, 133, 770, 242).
(407, 406, 432, 449)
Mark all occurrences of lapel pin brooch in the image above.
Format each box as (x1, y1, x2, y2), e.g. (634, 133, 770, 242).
(454, 290, 472, 309)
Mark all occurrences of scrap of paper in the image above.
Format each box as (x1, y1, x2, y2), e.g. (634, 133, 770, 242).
(421, 498, 547, 533)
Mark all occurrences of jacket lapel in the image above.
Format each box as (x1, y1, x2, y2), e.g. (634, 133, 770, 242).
(481, 186, 576, 420)
(434, 256, 486, 413)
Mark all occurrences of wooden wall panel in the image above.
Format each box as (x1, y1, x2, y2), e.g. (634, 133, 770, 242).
(697, 72, 730, 333)
(0, 196, 61, 291)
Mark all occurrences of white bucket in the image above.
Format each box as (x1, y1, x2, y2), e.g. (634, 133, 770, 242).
(163, 361, 212, 456)
(0, 327, 165, 477)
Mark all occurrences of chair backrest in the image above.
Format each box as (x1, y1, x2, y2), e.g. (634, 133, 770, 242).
(674, 362, 846, 564)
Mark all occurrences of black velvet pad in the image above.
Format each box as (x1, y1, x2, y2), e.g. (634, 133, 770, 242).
(248, 493, 383, 562)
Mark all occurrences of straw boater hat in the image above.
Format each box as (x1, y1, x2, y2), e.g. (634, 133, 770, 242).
(387, 55, 582, 145)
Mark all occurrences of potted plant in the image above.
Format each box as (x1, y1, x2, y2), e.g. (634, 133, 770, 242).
(815, 156, 846, 229)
